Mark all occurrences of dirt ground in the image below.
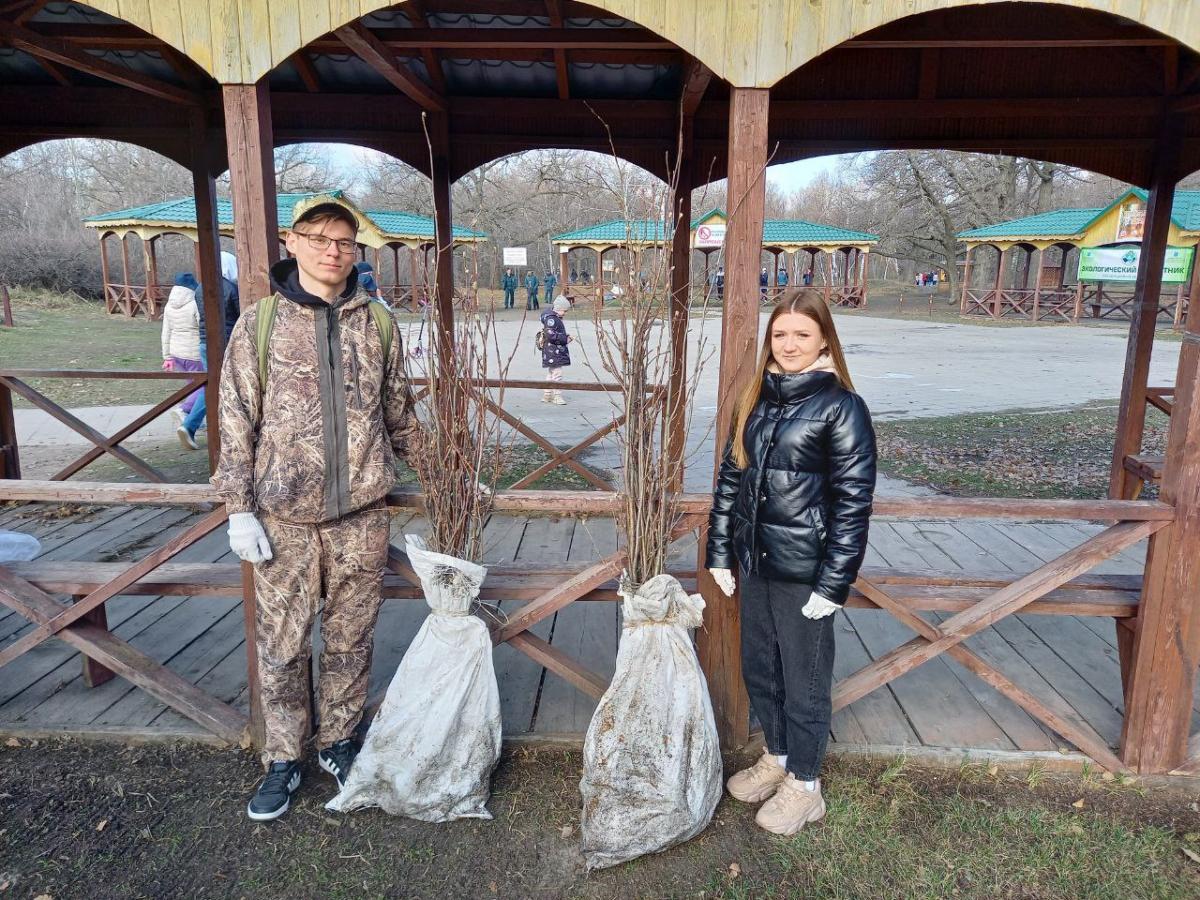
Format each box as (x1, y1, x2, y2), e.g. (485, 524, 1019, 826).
(2, 739, 1199, 900)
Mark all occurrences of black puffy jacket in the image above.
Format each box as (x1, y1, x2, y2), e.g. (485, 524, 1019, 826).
(706, 370, 876, 605)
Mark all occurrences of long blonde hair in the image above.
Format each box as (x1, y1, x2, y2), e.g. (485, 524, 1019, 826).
(730, 290, 855, 468)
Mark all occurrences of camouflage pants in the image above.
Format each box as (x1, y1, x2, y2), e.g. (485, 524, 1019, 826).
(253, 503, 390, 764)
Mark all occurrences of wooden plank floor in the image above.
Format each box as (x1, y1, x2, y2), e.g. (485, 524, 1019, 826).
(0, 502, 1190, 760)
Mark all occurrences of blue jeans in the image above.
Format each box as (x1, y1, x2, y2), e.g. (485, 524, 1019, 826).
(739, 571, 836, 780)
(182, 342, 207, 437)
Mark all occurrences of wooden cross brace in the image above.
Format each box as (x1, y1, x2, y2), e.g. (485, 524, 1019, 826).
(0, 374, 207, 482)
(0, 508, 229, 670)
(384, 513, 702, 703)
(853, 577, 1130, 774)
(0, 565, 247, 743)
(479, 394, 614, 491)
(834, 520, 1160, 772)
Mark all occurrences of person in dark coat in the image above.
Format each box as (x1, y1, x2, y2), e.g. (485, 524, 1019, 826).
(539, 295, 573, 404)
(502, 268, 517, 309)
(525, 271, 540, 310)
(706, 289, 876, 837)
(544, 270, 557, 302)
(715, 266, 725, 299)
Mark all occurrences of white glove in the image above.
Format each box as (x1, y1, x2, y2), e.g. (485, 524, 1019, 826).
(709, 567, 736, 597)
(227, 512, 273, 564)
(802, 592, 839, 619)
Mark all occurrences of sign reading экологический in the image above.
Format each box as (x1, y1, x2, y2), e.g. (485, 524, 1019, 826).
(1077, 246, 1194, 283)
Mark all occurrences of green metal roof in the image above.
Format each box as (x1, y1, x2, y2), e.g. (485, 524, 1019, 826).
(762, 220, 877, 244)
(361, 209, 486, 240)
(958, 189, 1200, 241)
(84, 191, 486, 240)
(552, 217, 877, 245)
(552, 220, 668, 243)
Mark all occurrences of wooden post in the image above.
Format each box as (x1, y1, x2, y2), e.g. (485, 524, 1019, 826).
(99, 233, 113, 313)
(190, 108, 226, 472)
(0, 379, 18, 480)
(221, 81, 279, 305)
(1109, 139, 1178, 502)
(559, 245, 570, 299)
(960, 246, 974, 314)
(143, 236, 160, 319)
(596, 248, 603, 303)
(1181, 243, 1200, 331)
(0, 283, 12, 328)
(119, 235, 132, 317)
(666, 117, 693, 491)
(824, 251, 833, 305)
(1032, 248, 1045, 321)
(1121, 221, 1200, 774)
(991, 247, 1008, 318)
(860, 249, 871, 308)
(697, 87, 768, 748)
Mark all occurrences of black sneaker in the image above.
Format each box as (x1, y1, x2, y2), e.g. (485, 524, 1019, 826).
(318, 738, 359, 789)
(247, 760, 301, 821)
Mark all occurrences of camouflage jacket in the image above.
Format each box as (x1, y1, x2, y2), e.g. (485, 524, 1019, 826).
(212, 260, 416, 524)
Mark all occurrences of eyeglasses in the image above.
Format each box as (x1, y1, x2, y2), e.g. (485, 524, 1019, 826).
(293, 230, 358, 255)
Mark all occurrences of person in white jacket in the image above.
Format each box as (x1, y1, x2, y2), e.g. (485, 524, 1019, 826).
(161, 273, 205, 420)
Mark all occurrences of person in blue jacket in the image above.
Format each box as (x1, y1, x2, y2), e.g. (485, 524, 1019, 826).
(777, 267, 789, 287)
(502, 268, 518, 309)
(544, 270, 557, 303)
(525, 270, 540, 310)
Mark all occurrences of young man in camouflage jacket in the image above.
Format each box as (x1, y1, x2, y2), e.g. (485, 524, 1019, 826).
(212, 201, 415, 821)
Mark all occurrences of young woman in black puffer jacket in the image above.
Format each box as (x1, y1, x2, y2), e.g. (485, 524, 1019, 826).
(706, 289, 876, 837)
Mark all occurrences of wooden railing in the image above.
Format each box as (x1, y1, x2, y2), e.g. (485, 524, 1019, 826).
(103, 282, 170, 320)
(0, 478, 1174, 773)
(963, 286, 1185, 326)
(0, 369, 209, 482)
(408, 377, 663, 491)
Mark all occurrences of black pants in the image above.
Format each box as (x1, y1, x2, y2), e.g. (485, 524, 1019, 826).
(740, 571, 836, 780)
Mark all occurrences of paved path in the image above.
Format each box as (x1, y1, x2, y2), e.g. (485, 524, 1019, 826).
(13, 313, 1180, 492)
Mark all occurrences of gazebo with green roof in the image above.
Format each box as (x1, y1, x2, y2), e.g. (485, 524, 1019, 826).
(83, 191, 488, 318)
(551, 208, 879, 308)
(956, 188, 1200, 326)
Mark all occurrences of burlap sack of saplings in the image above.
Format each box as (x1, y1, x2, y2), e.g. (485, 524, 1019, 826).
(579, 573, 722, 870)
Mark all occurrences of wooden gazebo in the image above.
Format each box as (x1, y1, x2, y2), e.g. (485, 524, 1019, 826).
(958, 188, 1200, 325)
(83, 190, 488, 317)
(2, 1, 1200, 777)
(552, 208, 878, 307)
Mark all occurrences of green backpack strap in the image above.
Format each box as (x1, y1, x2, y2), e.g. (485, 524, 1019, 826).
(255, 294, 393, 392)
(367, 300, 394, 373)
(255, 294, 279, 388)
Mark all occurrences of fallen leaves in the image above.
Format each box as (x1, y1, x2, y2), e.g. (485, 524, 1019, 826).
(1071, 798, 1086, 809)
(727, 862, 741, 879)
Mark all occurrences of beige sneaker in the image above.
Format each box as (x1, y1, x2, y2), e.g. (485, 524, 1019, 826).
(551, 392, 567, 405)
(542, 390, 553, 403)
(726, 748, 787, 803)
(754, 774, 825, 835)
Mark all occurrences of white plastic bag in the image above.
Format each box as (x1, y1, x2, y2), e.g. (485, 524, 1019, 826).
(327, 534, 501, 821)
(0, 530, 40, 563)
(579, 573, 722, 870)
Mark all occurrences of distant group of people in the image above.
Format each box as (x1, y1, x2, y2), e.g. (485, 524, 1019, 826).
(708, 265, 812, 299)
(501, 268, 560, 310)
(915, 271, 940, 288)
